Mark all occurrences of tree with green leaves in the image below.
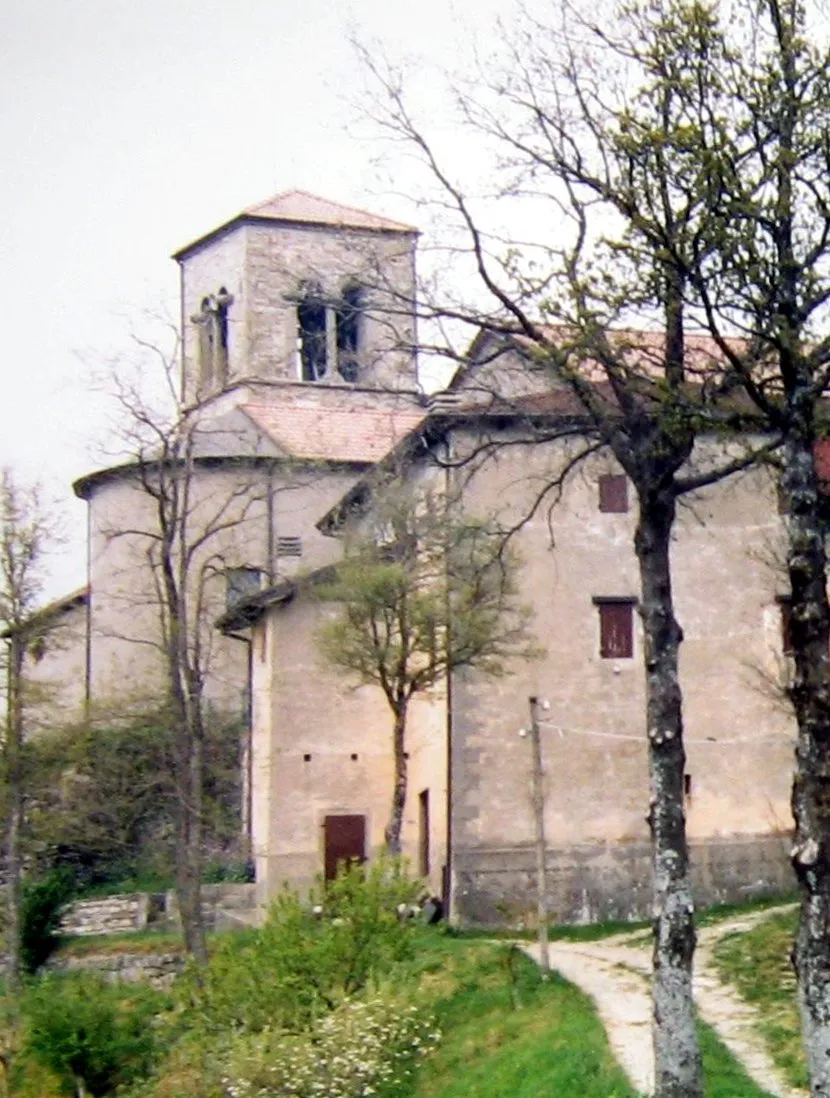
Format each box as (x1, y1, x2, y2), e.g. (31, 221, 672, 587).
(317, 484, 537, 854)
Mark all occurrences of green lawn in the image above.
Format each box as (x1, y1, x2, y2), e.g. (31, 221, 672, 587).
(409, 937, 640, 1098)
(405, 932, 778, 1098)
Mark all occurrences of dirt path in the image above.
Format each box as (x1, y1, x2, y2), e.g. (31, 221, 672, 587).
(522, 906, 805, 1098)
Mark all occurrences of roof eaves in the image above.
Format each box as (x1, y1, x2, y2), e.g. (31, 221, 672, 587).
(216, 580, 296, 634)
(1, 586, 90, 639)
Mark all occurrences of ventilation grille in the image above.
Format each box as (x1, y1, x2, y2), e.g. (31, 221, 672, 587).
(276, 536, 303, 558)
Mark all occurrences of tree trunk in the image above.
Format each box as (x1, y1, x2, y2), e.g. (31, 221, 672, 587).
(384, 701, 409, 855)
(171, 690, 207, 964)
(635, 490, 702, 1098)
(782, 428, 830, 1097)
(4, 635, 24, 988)
(166, 609, 207, 964)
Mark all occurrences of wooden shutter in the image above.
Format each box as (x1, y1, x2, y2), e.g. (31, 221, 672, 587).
(596, 600, 634, 658)
(598, 474, 629, 513)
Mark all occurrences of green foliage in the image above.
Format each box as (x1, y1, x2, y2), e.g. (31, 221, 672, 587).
(20, 973, 169, 1097)
(180, 858, 422, 1036)
(317, 486, 539, 705)
(26, 704, 243, 891)
(20, 867, 75, 974)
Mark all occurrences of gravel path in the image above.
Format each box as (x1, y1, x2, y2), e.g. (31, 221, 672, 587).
(522, 906, 805, 1098)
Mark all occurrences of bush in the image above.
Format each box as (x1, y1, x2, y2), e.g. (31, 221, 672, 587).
(21, 972, 169, 1096)
(182, 857, 422, 1036)
(20, 867, 75, 973)
(222, 992, 440, 1098)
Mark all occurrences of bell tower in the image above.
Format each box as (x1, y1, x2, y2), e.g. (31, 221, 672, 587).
(173, 190, 420, 406)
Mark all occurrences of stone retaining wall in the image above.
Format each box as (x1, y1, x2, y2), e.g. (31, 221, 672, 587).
(59, 893, 152, 936)
(47, 951, 186, 989)
(59, 883, 258, 937)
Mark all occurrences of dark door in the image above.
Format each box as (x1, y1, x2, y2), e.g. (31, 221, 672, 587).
(323, 814, 366, 880)
(418, 789, 430, 877)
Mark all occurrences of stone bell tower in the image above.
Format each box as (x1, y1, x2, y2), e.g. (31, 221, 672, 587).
(173, 190, 420, 407)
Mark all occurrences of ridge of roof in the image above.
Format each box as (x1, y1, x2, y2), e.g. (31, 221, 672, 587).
(173, 190, 418, 260)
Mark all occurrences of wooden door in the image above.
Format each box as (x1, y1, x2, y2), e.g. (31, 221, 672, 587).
(323, 814, 366, 880)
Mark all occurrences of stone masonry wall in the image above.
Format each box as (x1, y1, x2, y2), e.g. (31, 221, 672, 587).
(452, 834, 794, 927)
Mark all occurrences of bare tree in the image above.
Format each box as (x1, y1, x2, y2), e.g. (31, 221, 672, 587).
(0, 470, 57, 986)
(317, 482, 538, 853)
(356, 6, 781, 1094)
(627, 2, 830, 1090)
(92, 334, 294, 960)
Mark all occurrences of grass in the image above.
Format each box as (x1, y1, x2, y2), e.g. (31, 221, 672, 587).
(713, 908, 805, 1090)
(697, 1019, 778, 1098)
(408, 934, 640, 1098)
(405, 927, 783, 1098)
(54, 925, 258, 958)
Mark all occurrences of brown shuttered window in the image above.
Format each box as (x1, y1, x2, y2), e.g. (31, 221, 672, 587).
(594, 597, 636, 659)
(598, 474, 629, 513)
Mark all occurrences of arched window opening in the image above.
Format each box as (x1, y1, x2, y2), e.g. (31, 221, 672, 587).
(192, 286, 234, 392)
(337, 285, 362, 383)
(297, 286, 328, 381)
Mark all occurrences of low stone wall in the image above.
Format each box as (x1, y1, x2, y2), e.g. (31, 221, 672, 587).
(48, 950, 186, 989)
(59, 893, 152, 937)
(452, 833, 795, 927)
(163, 883, 258, 930)
(59, 884, 258, 937)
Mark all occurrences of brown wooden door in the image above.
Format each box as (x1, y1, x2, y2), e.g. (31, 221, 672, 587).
(323, 814, 366, 880)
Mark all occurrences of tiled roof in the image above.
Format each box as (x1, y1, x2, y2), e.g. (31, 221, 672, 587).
(174, 190, 417, 258)
(458, 326, 757, 390)
(241, 402, 425, 464)
(243, 190, 417, 234)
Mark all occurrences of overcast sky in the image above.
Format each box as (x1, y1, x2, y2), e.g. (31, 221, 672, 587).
(0, 0, 514, 600)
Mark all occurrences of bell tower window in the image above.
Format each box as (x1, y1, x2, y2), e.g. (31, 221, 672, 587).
(192, 285, 233, 392)
(296, 282, 363, 384)
(298, 286, 328, 381)
(336, 285, 362, 383)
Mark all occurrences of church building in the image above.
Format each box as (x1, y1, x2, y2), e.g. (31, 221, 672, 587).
(27, 191, 797, 925)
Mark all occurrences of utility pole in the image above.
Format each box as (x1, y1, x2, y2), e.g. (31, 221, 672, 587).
(528, 696, 549, 972)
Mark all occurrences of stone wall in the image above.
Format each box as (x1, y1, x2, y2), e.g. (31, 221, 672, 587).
(59, 893, 152, 937)
(452, 833, 795, 927)
(59, 883, 257, 937)
(48, 951, 185, 989)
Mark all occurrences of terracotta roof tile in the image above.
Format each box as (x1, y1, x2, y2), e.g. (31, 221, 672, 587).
(243, 190, 418, 234)
(241, 402, 425, 464)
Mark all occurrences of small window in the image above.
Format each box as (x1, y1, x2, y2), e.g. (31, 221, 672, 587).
(276, 536, 303, 558)
(684, 773, 693, 797)
(599, 474, 628, 513)
(226, 567, 261, 610)
(778, 596, 793, 656)
(593, 597, 636, 659)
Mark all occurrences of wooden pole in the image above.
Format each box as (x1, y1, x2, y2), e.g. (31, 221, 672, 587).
(528, 696, 549, 972)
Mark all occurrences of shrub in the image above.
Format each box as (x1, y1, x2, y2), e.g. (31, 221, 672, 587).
(221, 992, 440, 1098)
(20, 867, 75, 973)
(21, 972, 169, 1096)
(182, 857, 422, 1036)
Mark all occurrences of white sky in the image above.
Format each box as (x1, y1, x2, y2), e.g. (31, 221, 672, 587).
(0, 0, 513, 601)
